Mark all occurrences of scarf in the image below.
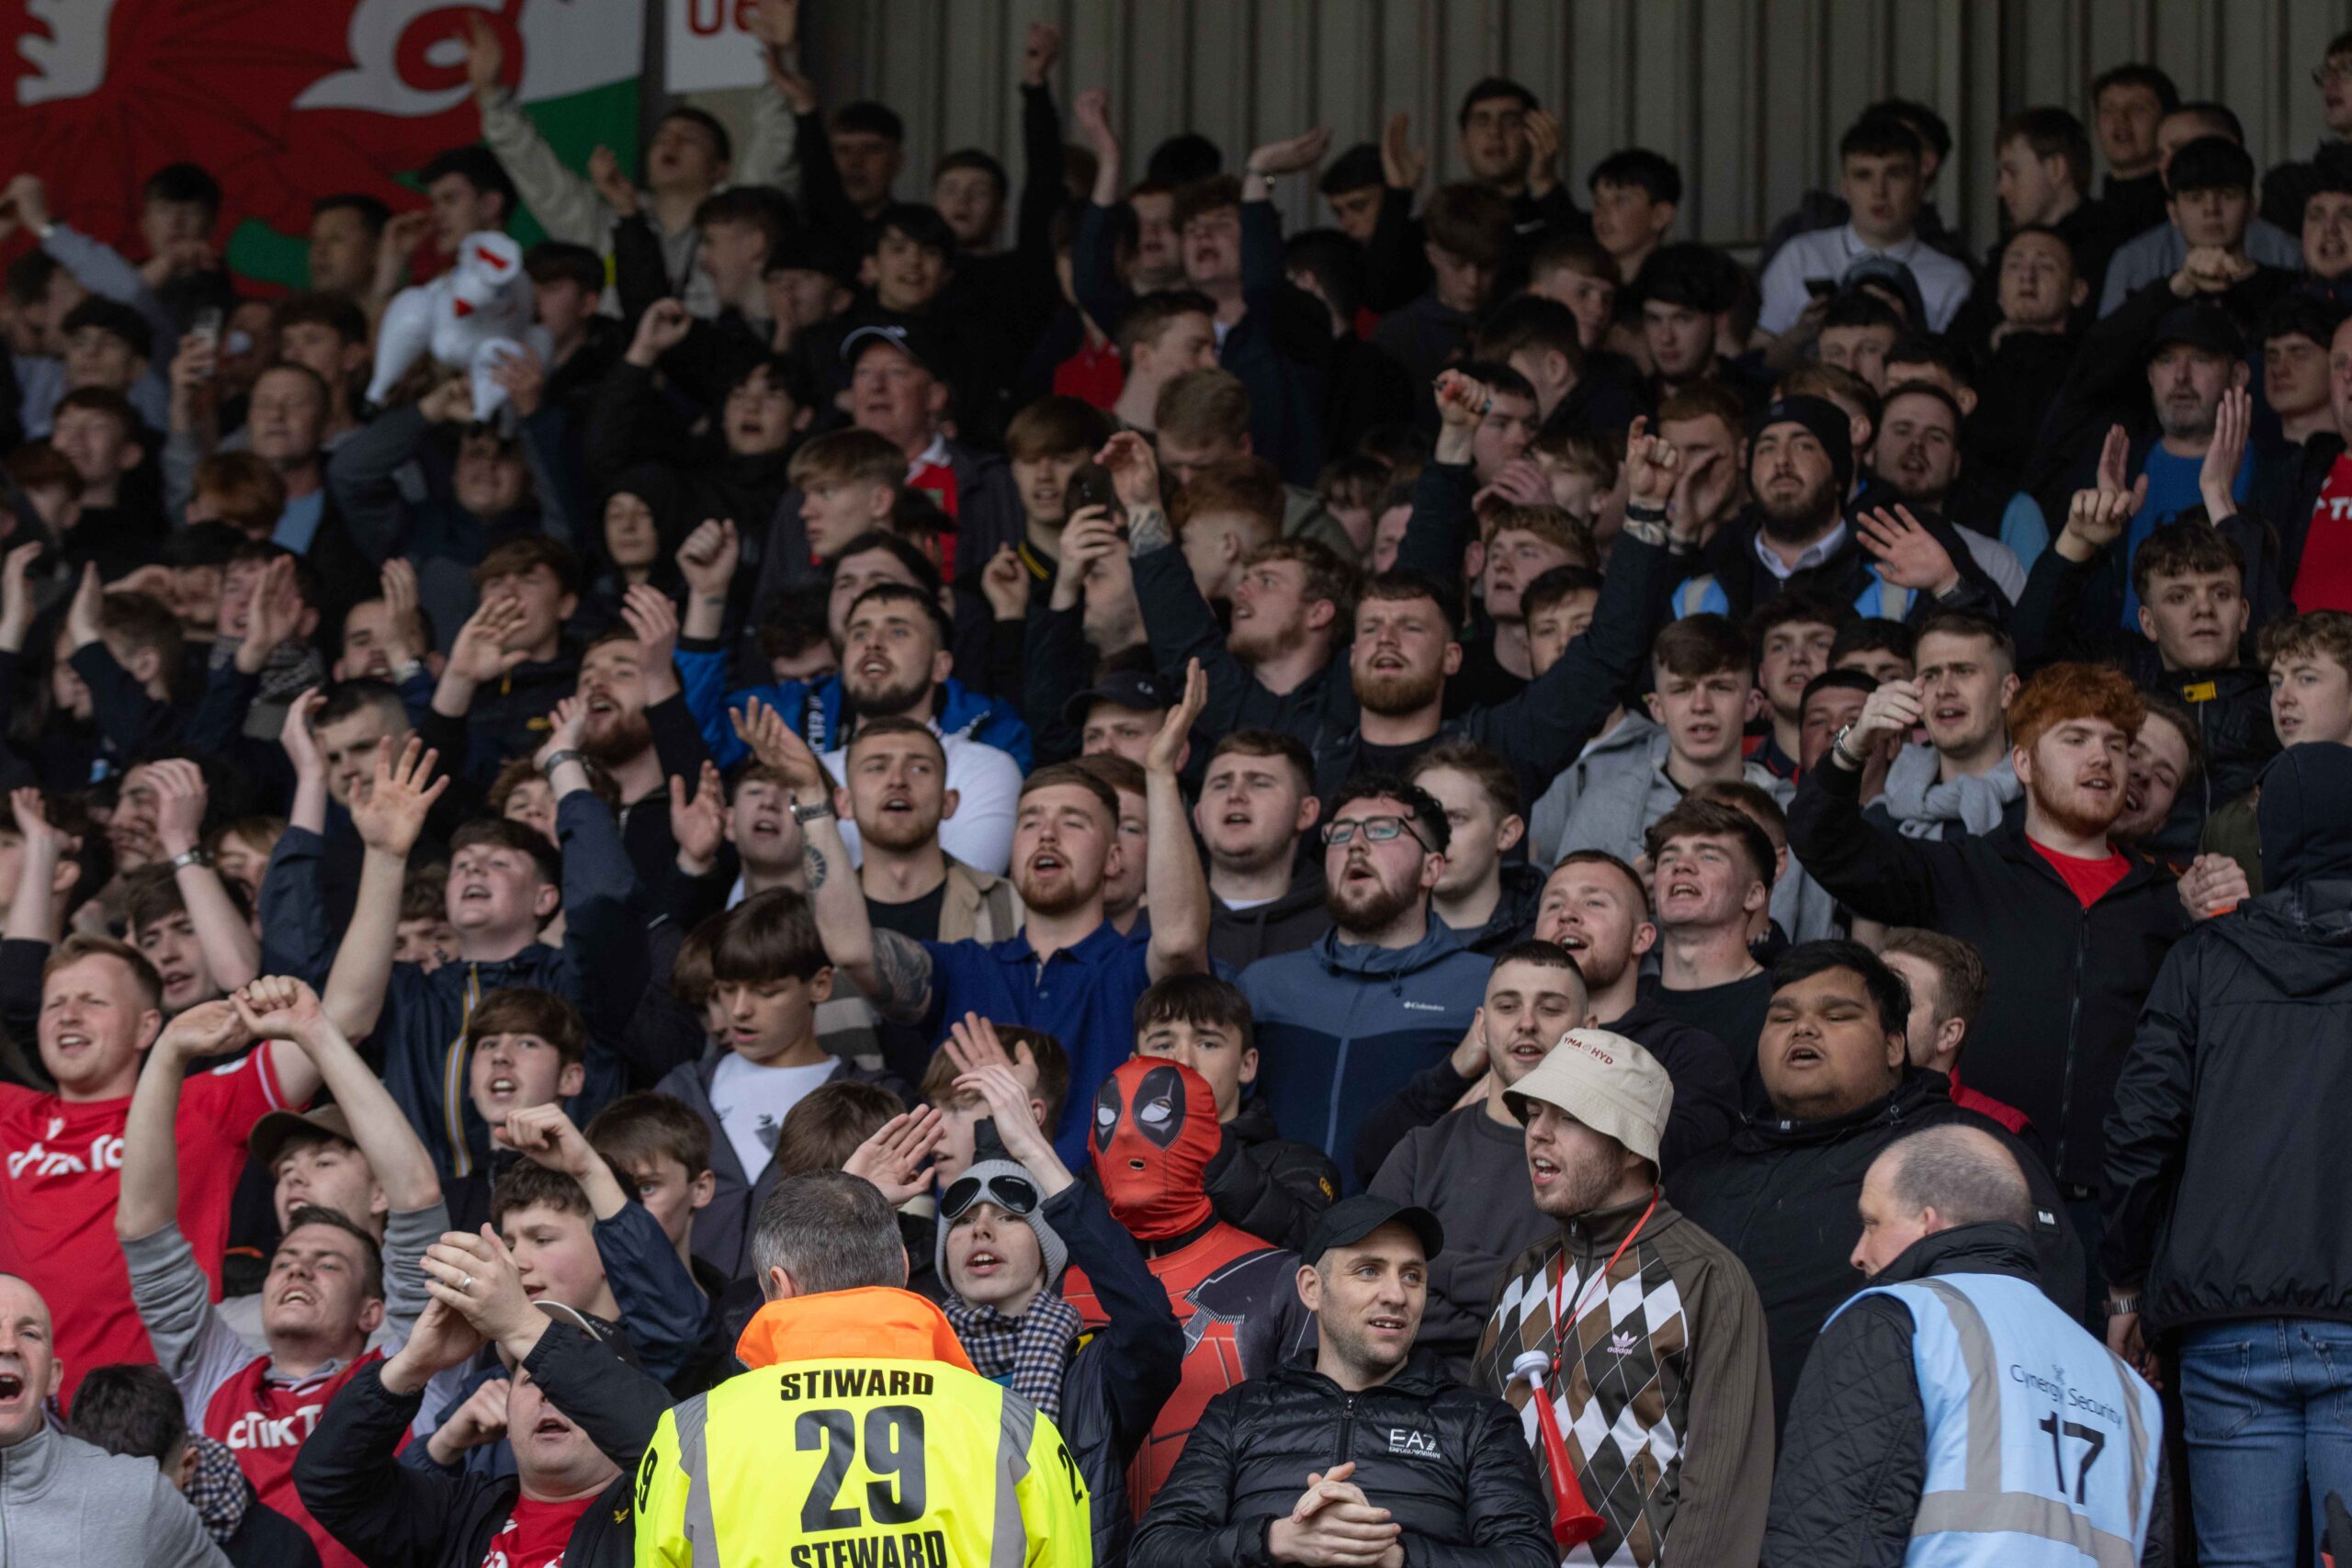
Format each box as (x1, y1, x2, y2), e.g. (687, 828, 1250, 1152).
(215, 636, 327, 739)
(943, 1290, 1083, 1420)
(1880, 743, 2020, 840)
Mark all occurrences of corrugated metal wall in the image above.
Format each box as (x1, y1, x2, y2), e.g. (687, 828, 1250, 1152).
(684, 0, 2352, 255)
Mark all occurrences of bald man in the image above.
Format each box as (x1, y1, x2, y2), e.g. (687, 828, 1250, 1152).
(0, 1273, 228, 1565)
(1764, 1129, 2168, 1565)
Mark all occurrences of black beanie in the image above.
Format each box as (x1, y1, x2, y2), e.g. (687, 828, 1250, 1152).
(1750, 395, 1856, 497)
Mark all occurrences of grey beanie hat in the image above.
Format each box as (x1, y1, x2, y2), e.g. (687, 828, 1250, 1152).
(934, 1157, 1070, 1297)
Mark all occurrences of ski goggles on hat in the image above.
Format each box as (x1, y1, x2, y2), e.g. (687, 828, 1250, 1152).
(941, 1171, 1040, 1223)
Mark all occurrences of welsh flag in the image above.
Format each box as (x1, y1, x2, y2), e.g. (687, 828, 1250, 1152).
(1, 0, 644, 288)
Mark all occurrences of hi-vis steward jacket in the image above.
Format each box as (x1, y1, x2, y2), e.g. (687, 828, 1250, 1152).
(635, 1286, 1093, 1568)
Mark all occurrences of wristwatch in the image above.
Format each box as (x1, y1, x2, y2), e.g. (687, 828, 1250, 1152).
(2106, 1291, 2143, 1318)
(390, 657, 427, 686)
(790, 798, 834, 825)
(1829, 723, 1863, 769)
(167, 847, 211, 872)
(538, 748, 585, 778)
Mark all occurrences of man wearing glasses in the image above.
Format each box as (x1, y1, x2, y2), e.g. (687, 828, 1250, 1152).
(1239, 774, 1491, 1191)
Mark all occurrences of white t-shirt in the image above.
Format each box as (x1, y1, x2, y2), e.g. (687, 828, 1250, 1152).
(709, 1054, 838, 1181)
(824, 729, 1024, 874)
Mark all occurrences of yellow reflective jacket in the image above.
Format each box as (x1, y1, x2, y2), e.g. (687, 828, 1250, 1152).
(635, 1286, 1092, 1568)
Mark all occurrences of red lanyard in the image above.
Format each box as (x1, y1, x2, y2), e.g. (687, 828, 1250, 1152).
(1548, 1187, 1660, 1375)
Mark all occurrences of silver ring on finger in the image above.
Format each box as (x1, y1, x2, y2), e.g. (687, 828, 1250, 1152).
(459, 1273, 474, 1293)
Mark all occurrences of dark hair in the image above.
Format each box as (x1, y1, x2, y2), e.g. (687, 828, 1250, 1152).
(1996, 107, 2092, 195)
(418, 145, 518, 222)
(1840, 113, 1923, 164)
(2131, 520, 2245, 600)
(2135, 688, 2206, 789)
(1320, 143, 1385, 196)
(1913, 608, 2016, 669)
(472, 534, 582, 595)
(832, 101, 906, 142)
(1771, 939, 1912, 1036)
(775, 1081, 907, 1179)
(712, 888, 831, 985)
(2166, 134, 2256, 198)
(695, 186, 796, 261)
(448, 817, 563, 892)
(1553, 849, 1650, 919)
(464, 986, 588, 1067)
(1472, 294, 1586, 378)
(525, 241, 606, 293)
(1359, 568, 1462, 638)
(1147, 132, 1223, 187)
(1114, 288, 1220, 362)
(1487, 937, 1587, 987)
(1799, 667, 1879, 720)
(2167, 100, 2246, 145)
(933, 147, 1009, 200)
(1005, 394, 1114, 462)
(1528, 232, 1622, 287)
(1830, 615, 1917, 670)
(142, 161, 222, 220)
(1204, 728, 1315, 794)
(1457, 76, 1537, 127)
(1589, 147, 1682, 205)
(1421, 183, 1515, 268)
(490, 1161, 596, 1231)
(846, 580, 954, 652)
(2308, 142, 2352, 206)
(1866, 97, 1952, 162)
(1521, 563, 1605, 622)
(312, 193, 392, 235)
(1822, 290, 1905, 337)
(1638, 242, 1743, 313)
(1284, 229, 1368, 323)
(1408, 737, 1521, 818)
(316, 678, 408, 734)
(1881, 928, 1987, 1032)
(2091, 63, 2181, 116)
(280, 1202, 386, 1299)
(1135, 972, 1256, 1047)
(1749, 587, 1856, 643)
(2260, 291, 2347, 353)
(66, 1362, 187, 1462)
(1880, 378, 1966, 433)
(1018, 761, 1121, 823)
(1171, 175, 1244, 237)
(61, 297, 153, 362)
(751, 1169, 907, 1289)
(828, 530, 942, 599)
(661, 105, 735, 166)
(1645, 796, 1777, 892)
(1884, 333, 1973, 389)
(275, 289, 369, 347)
(1651, 613, 1751, 679)
(1329, 772, 1452, 856)
(873, 202, 957, 259)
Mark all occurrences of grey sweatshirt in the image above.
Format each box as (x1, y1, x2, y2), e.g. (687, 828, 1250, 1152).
(1369, 1102, 1551, 1377)
(0, 1423, 227, 1567)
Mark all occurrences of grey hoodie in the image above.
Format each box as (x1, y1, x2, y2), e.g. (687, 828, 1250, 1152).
(1528, 711, 1659, 867)
(0, 1423, 227, 1567)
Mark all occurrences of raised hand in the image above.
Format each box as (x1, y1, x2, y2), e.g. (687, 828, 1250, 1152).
(943, 1012, 1020, 1077)
(1022, 20, 1062, 85)
(350, 738, 447, 858)
(2199, 385, 2251, 516)
(6, 787, 72, 873)
(1094, 431, 1161, 512)
(1433, 368, 1495, 431)
(2060, 486, 2136, 560)
(231, 976, 330, 1050)
(487, 344, 546, 419)
(979, 544, 1030, 621)
(462, 12, 505, 103)
(1524, 107, 1562, 196)
(676, 517, 741, 600)
(1051, 506, 1122, 610)
(0, 540, 42, 653)
(842, 1107, 947, 1206)
(62, 563, 103, 650)
(956, 1059, 1063, 1179)
(1857, 505, 1961, 596)
(729, 695, 831, 794)
(534, 695, 590, 773)
(1380, 112, 1426, 191)
(1249, 128, 1333, 178)
(749, 0, 799, 51)
(588, 145, 639, 216)
(155, 999, 253, 1066)
(433, 1376, 512, 1458)
(1146, 659, 1207, 776)
(671, 761, 727, 873)
(417, 373, 475, 426)
(1, 175, 50, 237)
(378, 558, 425, 671)
(1623, 416, 1682, 509)
(1849, 677, 1926, 752)
(423, 1227, 541, 1348)
(1073, 89, 1116, 155)
(280, 688, 327, 779)
(628, 299, 694, 368)
(620, 582, 681, 675)
(147, 758, 209, 860)
(446, 597, 531, 685)
(391, 1297, 489, 1390)
(501, 1104, 600, 1179)
(235, 556, 307, 672)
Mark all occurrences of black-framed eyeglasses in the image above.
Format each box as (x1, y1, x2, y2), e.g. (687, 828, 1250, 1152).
(2315, 63, 2352, 87)
(1322, 815, 1429, 850)
(941, 1171, 1040, 1224)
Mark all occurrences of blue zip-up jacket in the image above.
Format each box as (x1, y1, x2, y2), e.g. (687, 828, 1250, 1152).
(1238, 919, 1488, 1193)
(258, 791, 650, 1183)
(675, 637, 1034, 771)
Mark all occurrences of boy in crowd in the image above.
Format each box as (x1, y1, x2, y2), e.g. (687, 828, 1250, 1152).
(1760, 116, 1974, 336)
(1407, 740, 1539, 953)
(2199, 608, 2352, 894)
(1879, 927, 2031, 1137)
(1133, 973, 1340, 1250)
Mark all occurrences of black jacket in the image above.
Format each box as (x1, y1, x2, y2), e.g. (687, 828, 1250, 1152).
(1762, 1223, 2170, 1568)
(293, 1324, 672, 1568)
(1668, 1068, 2085, 1433)
(222, 1477, 322, 1568)
(1208, 863, 1334, 973)
(2102, 742, 2352, 1333)
(1126, 1349, 1557, 1568)
(1204, 1096, 1341, 1251)
(1786, 758, 2188, 1185)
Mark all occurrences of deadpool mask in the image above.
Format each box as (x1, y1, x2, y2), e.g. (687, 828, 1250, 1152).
(1091, 1057, 1219, 1240)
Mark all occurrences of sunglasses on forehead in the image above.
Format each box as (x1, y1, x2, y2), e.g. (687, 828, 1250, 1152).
(1322, 815, 1430, 849)
(941, 1170, 1039, 1224)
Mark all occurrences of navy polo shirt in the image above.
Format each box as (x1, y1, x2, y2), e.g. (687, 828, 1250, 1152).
(923, 921, 1154, 1166)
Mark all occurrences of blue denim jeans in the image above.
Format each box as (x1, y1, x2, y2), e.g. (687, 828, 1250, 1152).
(2177, 1317, 2352, 1566)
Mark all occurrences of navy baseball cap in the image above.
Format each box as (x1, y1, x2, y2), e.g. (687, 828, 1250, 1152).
(1302, 1195, 1444, 1265)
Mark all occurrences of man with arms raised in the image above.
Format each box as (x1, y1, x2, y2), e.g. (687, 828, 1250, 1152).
(1128, 1195, 1555, 1568)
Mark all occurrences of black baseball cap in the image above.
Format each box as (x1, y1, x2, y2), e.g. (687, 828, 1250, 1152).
(2146, 301, 2245, 363)
(842, 321, 949, 380)
(1061, 667, 1172, 725)
(1301, 1195, 1444, 1266)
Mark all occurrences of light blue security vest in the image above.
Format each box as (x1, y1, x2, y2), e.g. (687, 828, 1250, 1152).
(1827, 1272, 2162, 1568)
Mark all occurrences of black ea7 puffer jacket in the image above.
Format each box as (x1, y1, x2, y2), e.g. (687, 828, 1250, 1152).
(1127, 1350, 1556, 1568)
